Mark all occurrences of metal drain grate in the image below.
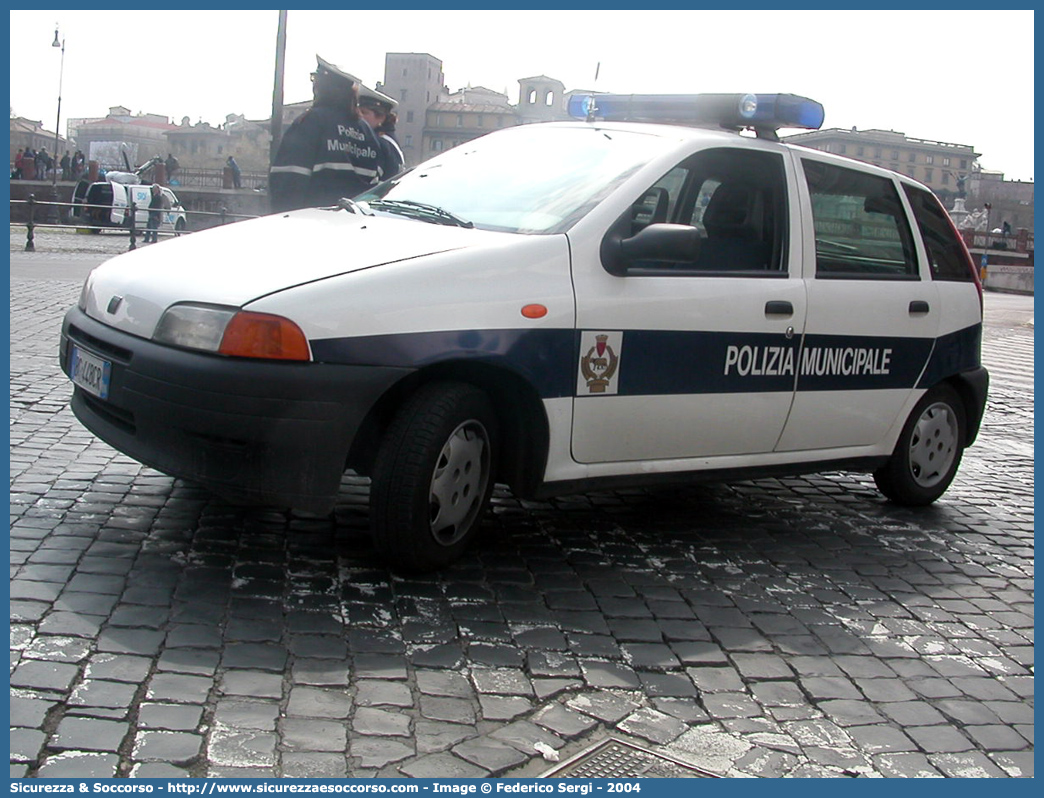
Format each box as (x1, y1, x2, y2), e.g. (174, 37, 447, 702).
(542, 738, 719, 778)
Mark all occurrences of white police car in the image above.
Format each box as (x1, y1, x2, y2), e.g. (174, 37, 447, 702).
(60, 93, 988, 571)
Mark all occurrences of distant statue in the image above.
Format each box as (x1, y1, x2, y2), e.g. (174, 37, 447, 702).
(954, 173, 967, 199)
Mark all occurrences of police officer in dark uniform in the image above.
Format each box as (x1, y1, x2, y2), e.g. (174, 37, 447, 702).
(269, 55, 383, 213)
(357, 84, 405, 180)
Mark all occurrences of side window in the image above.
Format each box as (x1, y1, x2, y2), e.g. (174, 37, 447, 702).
(802, 159, 918, 278)
(903, 184, 974, 282)
(614, 148, 788, 276)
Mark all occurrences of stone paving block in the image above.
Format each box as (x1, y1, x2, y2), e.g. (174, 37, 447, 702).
(69, 679, 139, 709)
(906, 725, 976, 753)
(285, 686, 352, 719)
(419, 695, 477, 724)
(577, 657, 641, 689)
(687, 664, 745, 693)
(349, 737, 415, 770)
(11, 659, 79, 692)
(207, 728, 278, 769)
(219, 669, 284, 699)
(452, 736, 529, 773)
(988, 751, 1034, 778)
(399, 752, 489, 778)
(567, 693, 638, 722)
(11, 728, 47, 763)
(532, 703, 599, 737)
(479, 695, 533, 722)
(416, 669, 474, 698)
(929, 751, 1009, 778)
(489, 720, 565, 755)
(147, 672, 214, 703)
(873, 751, 944, 778)
(355, 679, 414, 708)
(353, 706, 412, 737)
(214, 699, 281, 731)
(616, 707, 688, 745)
(132, 730, 204, 763)
(281, 717, 348, 752)
(413, 720, 475, 754)
(138, 703, 205, 731)
(282, 752, 349, 778)
(10, 695, 58, 728)
(37, 752, 120, 778)
(471, 667, 534, 696)
(51, 716, 129, 752)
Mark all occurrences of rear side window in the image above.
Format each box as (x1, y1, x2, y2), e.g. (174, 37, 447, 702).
(903, 184, 975, 281)
(802, 159, 918, 279)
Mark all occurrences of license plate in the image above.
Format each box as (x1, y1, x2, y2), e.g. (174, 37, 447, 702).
(70, 345, 111, 400)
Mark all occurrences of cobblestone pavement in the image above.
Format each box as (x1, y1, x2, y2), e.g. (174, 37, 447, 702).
(10, 237, 1034, 778)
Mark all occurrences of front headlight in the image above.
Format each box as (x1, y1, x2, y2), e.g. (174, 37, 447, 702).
(153, 303, 311, 361)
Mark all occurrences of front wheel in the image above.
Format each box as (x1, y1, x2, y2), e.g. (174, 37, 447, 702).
(174, 218, 186, 236)
(874, 383, 966, 506)
(370, 382, 498, 572)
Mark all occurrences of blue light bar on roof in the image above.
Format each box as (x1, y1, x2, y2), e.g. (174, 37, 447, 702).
(567, 93, 825, 133)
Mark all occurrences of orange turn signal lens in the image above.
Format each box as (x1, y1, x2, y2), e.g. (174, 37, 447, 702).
(218, 312, 311, 361)
(521, 304, 548, 319)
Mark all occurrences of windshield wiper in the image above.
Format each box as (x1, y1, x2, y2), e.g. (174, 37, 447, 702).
(334, 197, 374, 215)
(369, 199, 473, 229)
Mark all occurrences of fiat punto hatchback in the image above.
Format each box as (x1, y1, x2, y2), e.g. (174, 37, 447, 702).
(61, 93, 989, 571)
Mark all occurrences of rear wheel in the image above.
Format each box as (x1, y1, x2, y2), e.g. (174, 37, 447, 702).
(370, 382, 497, 572)
(874, 383, 965, 506)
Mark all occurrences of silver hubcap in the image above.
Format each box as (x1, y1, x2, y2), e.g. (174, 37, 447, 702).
(429, 420, 490, 546)
(908, 402, 958, 488)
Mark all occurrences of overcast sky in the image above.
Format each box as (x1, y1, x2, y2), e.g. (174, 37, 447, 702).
(9, 8, 1035, 181)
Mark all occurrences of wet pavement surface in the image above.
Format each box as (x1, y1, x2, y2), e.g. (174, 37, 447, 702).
(9, 230, 1034, 778)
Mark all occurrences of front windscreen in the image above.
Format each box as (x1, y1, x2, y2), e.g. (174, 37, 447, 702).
(357, 125, 677, 234)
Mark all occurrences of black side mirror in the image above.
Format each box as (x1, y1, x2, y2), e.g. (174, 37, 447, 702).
(601, 223, 702, 276)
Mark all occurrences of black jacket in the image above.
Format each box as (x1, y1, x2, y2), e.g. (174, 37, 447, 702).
(269, 106, 383, 213)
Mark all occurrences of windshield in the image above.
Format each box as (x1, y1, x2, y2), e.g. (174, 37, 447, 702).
(356, 125, 676, 234)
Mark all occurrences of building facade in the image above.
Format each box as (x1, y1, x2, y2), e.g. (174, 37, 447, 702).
(378, 53, 447, 168)
(422, 88, 517, 162)
(9, 117, 67, 169)
(783, 127, 980, 207)
(71, 106, 178, 171)
(516, 76, 570, 124)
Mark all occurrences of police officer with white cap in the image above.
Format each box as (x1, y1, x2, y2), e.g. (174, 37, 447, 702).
(269, 55, 383, 213)
(357, 84, 405, 179)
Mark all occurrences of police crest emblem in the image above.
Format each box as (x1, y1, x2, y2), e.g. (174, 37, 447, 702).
(577, 331, 622, 395)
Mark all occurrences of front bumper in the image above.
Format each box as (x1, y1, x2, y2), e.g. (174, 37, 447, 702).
(61, 306, 410, 514)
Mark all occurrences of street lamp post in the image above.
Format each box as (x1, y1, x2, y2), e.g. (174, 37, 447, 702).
(51, 24, 65, 187)
(50, 24, 66, 224)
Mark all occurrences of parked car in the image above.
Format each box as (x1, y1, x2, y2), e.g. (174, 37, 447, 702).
(60, 93, 988, 572)
(72, 178, 186, 235)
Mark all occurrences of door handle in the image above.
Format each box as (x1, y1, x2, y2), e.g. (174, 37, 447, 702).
(765, 301, 793, 316)
(909, 300, 930, 314)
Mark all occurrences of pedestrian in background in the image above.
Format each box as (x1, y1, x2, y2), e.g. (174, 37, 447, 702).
(165, 153, 180, 184)
(60, 151, 71, 181)
(268, 55, 382, 212)
(13, 148, 24, 179)
(357, 85, 404, 180)
(227, 155, 242, 189)
(143, 183, 170, 243)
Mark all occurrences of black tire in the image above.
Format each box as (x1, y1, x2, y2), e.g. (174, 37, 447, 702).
(874, 383, 966, 506)
(175, 219, 186, 236)
(370, 382, 498, 572)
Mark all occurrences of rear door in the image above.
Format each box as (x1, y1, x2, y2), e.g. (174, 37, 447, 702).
(776, 155, 939, 452)
(570, 145, 807, 463)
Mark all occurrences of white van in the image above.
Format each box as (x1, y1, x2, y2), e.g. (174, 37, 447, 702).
(60, 93, 989, 571)
(75, 179, 186, 235)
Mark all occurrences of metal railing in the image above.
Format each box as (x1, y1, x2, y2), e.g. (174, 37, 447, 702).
(168, 168, 268, 191)
(12, 194, 260, 253)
